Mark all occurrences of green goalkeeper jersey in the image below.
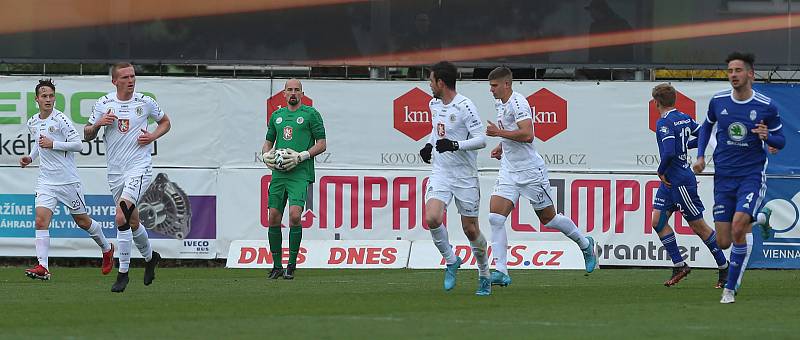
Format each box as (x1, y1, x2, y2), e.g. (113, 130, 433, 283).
(266, 105, 326, 182)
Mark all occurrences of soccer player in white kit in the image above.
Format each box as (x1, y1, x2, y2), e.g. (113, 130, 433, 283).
(84, 63, 172, 293)
(20, 79, 114, 280)
(484, 67, 597, 286)
(418, 61, 492, 296)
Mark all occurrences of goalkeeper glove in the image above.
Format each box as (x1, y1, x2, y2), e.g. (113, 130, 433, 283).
(435, 138, 459, 153)
(281, 148, 311, 171)
(262, 149, 277, 170)
(420, 143, 433, 163)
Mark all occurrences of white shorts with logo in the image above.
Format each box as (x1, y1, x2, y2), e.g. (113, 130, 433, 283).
(492, 167, 554, 211)
(108, 170, 153, 204)
(425, 175, 480, 217)
(35, 182, 88, 215)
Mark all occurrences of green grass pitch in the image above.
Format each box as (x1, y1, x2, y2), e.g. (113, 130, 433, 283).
(0, 267, 797, 339)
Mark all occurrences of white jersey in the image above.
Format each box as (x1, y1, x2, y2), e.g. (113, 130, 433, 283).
(26, 109, 82, 185)
(89, 92, 164, 174)
(495, 91, 545, 171)
(428, 93, 484, 179)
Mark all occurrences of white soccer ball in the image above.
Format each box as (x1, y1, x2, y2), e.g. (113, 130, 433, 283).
(274, 148, 288, 170)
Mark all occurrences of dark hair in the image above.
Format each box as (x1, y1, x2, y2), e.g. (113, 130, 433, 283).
(35, 78, 55, 96)
(725, 52, 755, 70)
(111, 62, 134, 79)
(488, 67, 513, 81)
(430, 61, 457, 90)
(652, 83, 676, 107)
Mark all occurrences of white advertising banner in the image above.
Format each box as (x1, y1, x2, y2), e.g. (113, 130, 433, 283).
(218, 168, 721, 267)
(408, 240, 587, 270)
(1, 76, 727, 172)
(225, 240, 411, 269)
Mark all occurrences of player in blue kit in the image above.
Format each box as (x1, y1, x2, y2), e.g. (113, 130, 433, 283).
(650, 84, 729, 288)
(693, 52, 785, 304)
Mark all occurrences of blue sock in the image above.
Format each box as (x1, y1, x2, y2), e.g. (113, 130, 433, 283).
(659, 232, 684, 266)
(703, 230, 728, 268)
(725, 243, 748, 290)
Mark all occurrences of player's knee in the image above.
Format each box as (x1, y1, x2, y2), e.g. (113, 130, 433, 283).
(114, 214, 129, 230)
(34, 215, 49, 229)
(425, 214, 442, 229)
(653, 212, 668, 233)
(288, 213, 302, 226)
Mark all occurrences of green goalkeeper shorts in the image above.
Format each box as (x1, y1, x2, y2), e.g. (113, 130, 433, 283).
(267, 177, 310, 213)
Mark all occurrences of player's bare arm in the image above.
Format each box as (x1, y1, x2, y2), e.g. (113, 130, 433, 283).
(486, 119, 534, 143)
(138, 114, 171, 146)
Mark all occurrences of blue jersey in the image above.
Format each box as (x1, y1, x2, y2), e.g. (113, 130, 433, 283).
(702, 90, 784, 176)
(655, 109, 699, 186)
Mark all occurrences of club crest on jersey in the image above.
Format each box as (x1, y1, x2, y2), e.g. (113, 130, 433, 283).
(728, 122, 746, 141)
(118, 119, 130, 133)
(437, 122, 446, 137)
(749, 110, 757, 121)
(48, 126, 56, 133)
(283, 126, 293, 140)
(449, 114, 456, 122)
(296, 117, 304, 124)
(276, 117, 283, 124)
(136, 106, 144, 117)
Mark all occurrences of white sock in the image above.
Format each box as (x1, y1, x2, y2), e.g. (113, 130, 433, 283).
(470, 233, 490, 278)
(86, 219, 111, 252)
(117, 229, 133, 273)
(546, 214, 590, 250)
(737, 233, 753, 289)
(132, 224, 153, 262)
(430, 224, 457, 265)
(35, 229, 50, 270)
(488, 213, 509, 274)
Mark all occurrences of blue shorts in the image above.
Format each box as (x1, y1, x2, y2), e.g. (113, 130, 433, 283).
(713, 174, 766, 223)
(653, 183, 705, 222)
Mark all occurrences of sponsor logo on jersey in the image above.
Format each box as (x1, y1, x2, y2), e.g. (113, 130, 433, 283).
(296, 117, 304, 124)
(118, 119, 130, 133)
(728, 122, 747, 142)
(437, 122, 445, 137)
(659, 126, 669, 134)
(750, 110, 757, 121)
(276, 117, 283, 124)
(283, 126, 293, 140)
(721, 109, 728, 115)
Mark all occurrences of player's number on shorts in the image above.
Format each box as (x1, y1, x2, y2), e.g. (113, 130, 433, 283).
(71, 199, 81, 209)
(745, 192, 754, 203)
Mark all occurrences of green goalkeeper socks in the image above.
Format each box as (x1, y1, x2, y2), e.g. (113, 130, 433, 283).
(268, 227, 283, 268)
(289, 226, 303, 266)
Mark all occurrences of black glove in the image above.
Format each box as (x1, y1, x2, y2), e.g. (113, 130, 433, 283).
(419, 143, 433, 163)
(435, 138, 459, 153)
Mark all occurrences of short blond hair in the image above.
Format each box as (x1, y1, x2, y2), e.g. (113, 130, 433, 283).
(111, 62, 133, 79)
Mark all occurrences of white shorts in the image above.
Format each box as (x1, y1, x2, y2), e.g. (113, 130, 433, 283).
(492, 167, 554, 211)
(108, 170, 153, 204)
(425, 176, 480, 217)
(35, 182, 87, 215)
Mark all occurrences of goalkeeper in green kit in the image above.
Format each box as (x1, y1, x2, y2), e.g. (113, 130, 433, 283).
(261, 78, 327, 280)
